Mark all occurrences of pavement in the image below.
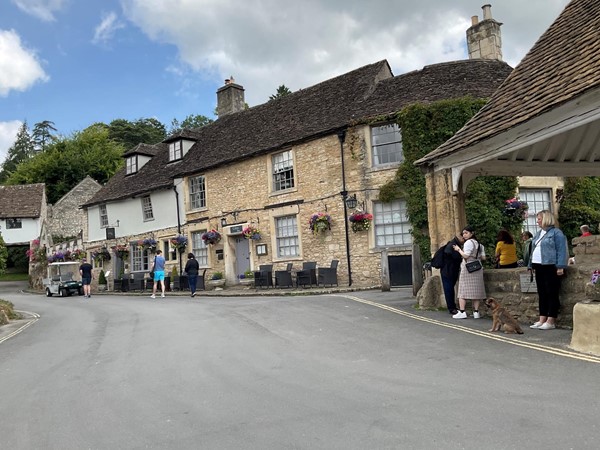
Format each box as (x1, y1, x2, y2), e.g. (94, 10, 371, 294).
(1, 281, 589, 361)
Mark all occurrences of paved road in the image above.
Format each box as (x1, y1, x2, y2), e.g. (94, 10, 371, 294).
(1, 283, 598, 449)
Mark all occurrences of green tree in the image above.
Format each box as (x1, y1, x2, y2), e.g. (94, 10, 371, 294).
(269, 85, 292, 101)
(558, 177, 600, 243)
(0, 122, 34, 183)
(5, 125, 125, 203)
(32, 120, 58, 153)
(0, 233, 7, 276)
(108, 118, 167, 151)
(169, 114, 213, 134)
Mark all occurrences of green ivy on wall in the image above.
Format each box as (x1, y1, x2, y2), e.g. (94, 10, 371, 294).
(377, 96, 519, 262)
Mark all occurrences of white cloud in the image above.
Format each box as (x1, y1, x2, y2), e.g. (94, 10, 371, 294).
(92, 11, 125, 45)
(11, 0, 68, 22)
(119, 0, 571, 108)
(0, 121, 22, 164)
(0, 29, 49, 96)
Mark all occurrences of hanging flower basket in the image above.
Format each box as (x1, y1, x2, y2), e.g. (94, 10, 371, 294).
(170, 235, 188, 252)
(70, 249, 86, 261)
(139, 237, 158, 253)
(242, 225, 261, 240)
(349, 211, 373, 232)
(503, 197, 529, 219)
(91, 248, 111, 263)
(201, 229, 221, 245)
(309, 212, 332, 234)
(113, 244, 130, 260)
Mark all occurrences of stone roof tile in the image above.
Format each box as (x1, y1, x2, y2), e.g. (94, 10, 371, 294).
(0, 183, 45, 218)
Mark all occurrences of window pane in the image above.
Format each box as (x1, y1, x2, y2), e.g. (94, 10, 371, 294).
(191, 231, 209, 266)
(372, 124, 403, 165)
(272, 150, 295, 191)
(519, 188, 552, 234)
(99, 204, 108, 228)
(131, 244, 149, 272)
(374, 200, 412, 246)
(275, 215, 298, 257)
(189, 176, 206, 210)
(142, 196, 154, 221)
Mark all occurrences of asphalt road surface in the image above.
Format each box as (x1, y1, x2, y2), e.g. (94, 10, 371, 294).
(1, 283, 599, 450)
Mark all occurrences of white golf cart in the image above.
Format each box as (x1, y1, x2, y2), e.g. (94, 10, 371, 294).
(43, 261, 84, 297)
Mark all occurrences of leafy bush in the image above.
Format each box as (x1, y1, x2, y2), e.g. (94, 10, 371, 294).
(211, 272, 223, 280)
(0, 299, 21, 323)
(98, 269, 107, 285)
(558, 177, 600, 244)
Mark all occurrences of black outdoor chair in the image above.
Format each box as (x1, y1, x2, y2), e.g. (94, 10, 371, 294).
(197, 269, 207, 291)
(318, 260, 339, 287)
(172, 275, 189, 291)
(275, 263, 294, 288)
(129, 272, 146, 291)
(254, 265, 273, 288)
(296, 262, 317, 288)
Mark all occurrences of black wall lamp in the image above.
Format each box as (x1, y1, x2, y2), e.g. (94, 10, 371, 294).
(345, 194, 358, 210)
(220, 217, 227, 227)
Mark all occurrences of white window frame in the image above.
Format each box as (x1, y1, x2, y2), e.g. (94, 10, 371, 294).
(188, 175, 206, 210)
(126, 156, 138, 174)
(191, 231, 209, 267)
(272, 150, 295, 192)
(141, 196, 154, 221)
(131, 244, 150, 272)
(275, 215, 299, 257)
(169, 140, 183, 162)
(373, 200, 412, 247)
(371, 123, 404, 166)
(99, 204, 108, 228)
(518, 188, 553, 234)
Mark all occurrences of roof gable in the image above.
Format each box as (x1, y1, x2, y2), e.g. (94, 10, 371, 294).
(0, 183, 46, 218)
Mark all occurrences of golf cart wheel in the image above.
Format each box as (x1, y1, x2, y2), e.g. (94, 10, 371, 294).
(59, 288, 66, 297)
(78, 288, 84, 296)
(46, 288, 53, 297)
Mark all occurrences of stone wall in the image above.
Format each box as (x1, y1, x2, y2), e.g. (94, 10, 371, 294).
(47, 176, 102, 241)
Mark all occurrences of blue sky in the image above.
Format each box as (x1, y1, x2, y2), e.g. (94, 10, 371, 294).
(0, 0, 571, 162)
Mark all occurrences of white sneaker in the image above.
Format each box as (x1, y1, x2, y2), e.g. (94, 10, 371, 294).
(530, 321, 542, 329)
(538, 322, 556, 330)
(452, 311, 467, 319)
(161, 293, 165, 298)
(150, 294, 156, 299)
(473, 312, 481, 319)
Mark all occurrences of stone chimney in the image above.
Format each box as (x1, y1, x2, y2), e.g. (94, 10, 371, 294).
(466, 4, 503, 61)
(216, 76, 245, 117)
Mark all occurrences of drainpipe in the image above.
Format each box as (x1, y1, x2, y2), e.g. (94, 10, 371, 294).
(337, 130, 353, 286)
(173, 185, 183, 277)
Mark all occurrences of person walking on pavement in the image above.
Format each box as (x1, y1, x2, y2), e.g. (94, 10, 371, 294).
(440, 233, 465, 315)
(150, 250, 166, 298)
(184, 253, 200, 297)
(79, 258, 93, 298)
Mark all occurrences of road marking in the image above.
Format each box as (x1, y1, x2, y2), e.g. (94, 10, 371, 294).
(334, 294, 600, 365)
(0, 311, 40, 345)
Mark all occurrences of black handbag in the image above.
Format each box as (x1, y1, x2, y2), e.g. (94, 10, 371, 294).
(465, 241, 483, 273)
(465, 259, 483, 273)
(149, 256, 156, 278)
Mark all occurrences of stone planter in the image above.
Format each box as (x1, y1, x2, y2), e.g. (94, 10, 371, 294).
(207, 279, 226, 290)
(97, 284, 107, 292)
(239, 278, 254, 288)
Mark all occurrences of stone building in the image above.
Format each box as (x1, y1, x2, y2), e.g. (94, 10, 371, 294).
(83, 56, 511, 287)
(0, 183, 47, 246)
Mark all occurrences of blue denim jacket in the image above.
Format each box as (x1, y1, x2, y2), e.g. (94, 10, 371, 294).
(528, 226, 569, 269)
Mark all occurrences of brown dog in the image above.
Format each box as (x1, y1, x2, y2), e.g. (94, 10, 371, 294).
(485, 298, 524, 334)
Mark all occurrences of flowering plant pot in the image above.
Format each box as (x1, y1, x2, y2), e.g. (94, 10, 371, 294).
(309, 212, 332, 234)
(202, 229, 222, 245)
(91, 248, 111, 263)
(170, 235, 188, 252)
(348, 211, 373, 232)
(139, 238, 158, 253)
(242, 225, 261, 240)
(113, 244, 130, 260)
(503, 197, 529, 219)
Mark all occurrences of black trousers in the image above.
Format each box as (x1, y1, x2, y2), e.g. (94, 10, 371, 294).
(532, 263, 561, 318)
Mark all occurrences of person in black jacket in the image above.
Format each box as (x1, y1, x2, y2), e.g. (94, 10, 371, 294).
(440, 234, 464, 314)
(184, 253, 200, 297)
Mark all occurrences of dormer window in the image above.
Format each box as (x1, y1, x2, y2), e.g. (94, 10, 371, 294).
(169, 140, 183, 162)
(126, 156, 138, 174)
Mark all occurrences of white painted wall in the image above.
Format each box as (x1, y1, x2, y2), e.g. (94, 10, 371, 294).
(87, 187, 184, 243)
(0, 217, 40, 244)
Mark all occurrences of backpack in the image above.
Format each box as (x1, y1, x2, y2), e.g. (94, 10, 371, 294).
(430, 244, 446, 269)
